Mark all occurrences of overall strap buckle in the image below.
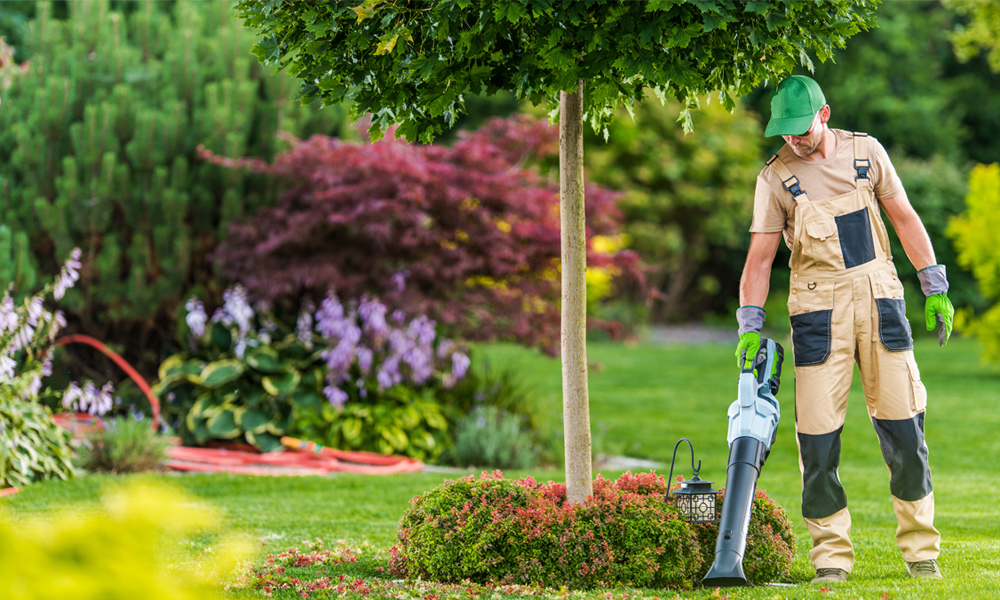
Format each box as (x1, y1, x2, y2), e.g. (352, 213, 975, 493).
(852, 132, 871, 181)
(782, 175, 806, 199)
(855, 158, 871, 181)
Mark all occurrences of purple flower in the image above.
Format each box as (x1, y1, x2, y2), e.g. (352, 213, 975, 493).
(296, 302, 315, 349)
(359, 297, 389, 337)
(356, 347, 374, 373)
(452, 352, 471, 381)
(391, 271, 408, 292)
(377, 356, 401, 389)
(53, 248, 82, 301)
(63, 381, 116, 416)
(219, 285, 254, 335)
(0, 355, 15, 380)
(26, 297, 43, 327)
(0, 294, 17, 333)
(408, 315, 437, 348)
(185, 297, 207, 338)
(316, 293, 346, 338)
(11, 322, 34, 352)
(403, 346, 434, 384)
(323, 385, 349, 409)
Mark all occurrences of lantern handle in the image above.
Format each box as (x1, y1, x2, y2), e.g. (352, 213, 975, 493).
(667, 437, 700, 497)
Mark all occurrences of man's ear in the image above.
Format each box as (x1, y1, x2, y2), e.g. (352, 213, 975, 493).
(819, 104, 831, 125)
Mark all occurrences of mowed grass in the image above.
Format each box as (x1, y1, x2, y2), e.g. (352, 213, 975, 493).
(2, 335, 998, 599)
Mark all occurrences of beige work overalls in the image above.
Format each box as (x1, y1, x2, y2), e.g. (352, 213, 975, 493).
(768, 133, 939, 572)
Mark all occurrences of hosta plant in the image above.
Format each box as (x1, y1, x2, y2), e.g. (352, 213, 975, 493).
(155, 285, 470, 458)
(0, 249, 84, 488)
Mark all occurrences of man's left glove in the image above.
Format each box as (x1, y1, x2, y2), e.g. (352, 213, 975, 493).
(736, 306, 765, 369)
(918, 265, 954, 346)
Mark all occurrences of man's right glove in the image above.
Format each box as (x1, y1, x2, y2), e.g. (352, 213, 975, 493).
(736, 306, 766, 369)
(918, 265, 954, 346)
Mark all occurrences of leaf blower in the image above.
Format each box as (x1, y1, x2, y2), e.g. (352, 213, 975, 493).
(702, 337, 784, 587)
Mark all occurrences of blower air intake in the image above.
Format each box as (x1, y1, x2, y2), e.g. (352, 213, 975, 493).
(702, 337, 784, 587)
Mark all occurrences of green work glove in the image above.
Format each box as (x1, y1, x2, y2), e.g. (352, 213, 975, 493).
(917, 265, 953, 347)
(735, 306, 766, 369)
(736, 331, 761, 370)
(925, 293, 954, 346)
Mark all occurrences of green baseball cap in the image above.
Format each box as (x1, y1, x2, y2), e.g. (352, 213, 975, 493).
(764, 75, 827, 137)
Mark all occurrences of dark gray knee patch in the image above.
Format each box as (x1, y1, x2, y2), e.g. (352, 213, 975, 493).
(872, 413, 933, 501)
(798, 426, 848, 519)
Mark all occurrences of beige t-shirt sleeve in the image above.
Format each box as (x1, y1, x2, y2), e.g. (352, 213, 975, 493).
(868, 136, 904, 201)
(750, 167, 789, 234)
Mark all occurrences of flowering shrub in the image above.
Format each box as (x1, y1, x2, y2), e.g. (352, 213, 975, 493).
(156, 285, 470, 458)
(390, 471, 795, 589)
(389, 471, 703, 589)
(204, 115, 643, 354)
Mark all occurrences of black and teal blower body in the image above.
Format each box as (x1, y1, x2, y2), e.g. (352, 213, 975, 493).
(702, 338, 784, 587)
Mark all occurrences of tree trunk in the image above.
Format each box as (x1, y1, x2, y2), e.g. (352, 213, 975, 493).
(559, 79, 593, 505)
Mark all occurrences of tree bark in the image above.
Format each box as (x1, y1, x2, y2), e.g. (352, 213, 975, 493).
(559, 79, 593, 505)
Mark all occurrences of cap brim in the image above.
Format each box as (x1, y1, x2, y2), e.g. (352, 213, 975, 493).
(764, 113, 816, 137)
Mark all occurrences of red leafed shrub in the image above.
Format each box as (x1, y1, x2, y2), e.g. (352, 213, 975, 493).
(202, 116, 642, 353)
(389, 471, 795, 589)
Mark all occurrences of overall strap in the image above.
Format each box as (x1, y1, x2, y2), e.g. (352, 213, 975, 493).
(766, 153, 810, 203)
(852, 132, 873, 190)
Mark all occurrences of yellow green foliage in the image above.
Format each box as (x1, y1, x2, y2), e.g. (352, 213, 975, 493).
(948, 163, 1000, 361)
(0, 481, 250, 600)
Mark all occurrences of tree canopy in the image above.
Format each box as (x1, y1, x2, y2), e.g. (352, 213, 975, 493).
(235, 0, 878, 143)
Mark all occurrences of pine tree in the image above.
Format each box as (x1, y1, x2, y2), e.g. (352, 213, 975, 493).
(0, 0, 350, 373)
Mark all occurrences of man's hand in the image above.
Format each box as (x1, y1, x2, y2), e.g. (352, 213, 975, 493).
(736, 331, 761, 370)
(736, 306, 766, 369)
(917, 265, 952, 346)
(925, 293, 954, 346)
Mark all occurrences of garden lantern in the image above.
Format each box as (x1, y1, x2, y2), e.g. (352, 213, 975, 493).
(665, 438, 719, 524)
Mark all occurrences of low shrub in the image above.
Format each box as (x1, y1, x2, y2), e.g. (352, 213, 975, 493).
(0, 396, 76, 489)
(389, 471, 703, 589)
(445, 405, 539, 470)
(389, 471, 795, 589)
(0, 481, 250, 599)
(75, 417, 170, 474)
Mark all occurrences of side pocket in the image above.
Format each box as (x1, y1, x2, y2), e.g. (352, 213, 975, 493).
(906, 354, 927, 412)
(790, 309, 833, 367)
(876, 298, 914, 351)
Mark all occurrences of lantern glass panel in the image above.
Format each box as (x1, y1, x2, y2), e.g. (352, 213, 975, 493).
(689, 493, 716, 524)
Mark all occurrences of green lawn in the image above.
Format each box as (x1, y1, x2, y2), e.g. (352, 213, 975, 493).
(3, 335, 998, 599)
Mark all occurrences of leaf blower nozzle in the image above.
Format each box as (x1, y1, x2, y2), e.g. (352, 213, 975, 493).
(702, 338, 783, 587)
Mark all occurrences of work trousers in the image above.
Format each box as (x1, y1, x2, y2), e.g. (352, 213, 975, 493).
(790, 261, 940, 571)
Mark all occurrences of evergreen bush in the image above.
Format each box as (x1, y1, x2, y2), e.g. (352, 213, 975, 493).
(0, 0, 349, 374)
(389, 471, 795, 588)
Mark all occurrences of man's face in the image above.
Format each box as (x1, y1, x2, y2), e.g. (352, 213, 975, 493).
(781, 111, 822, 158)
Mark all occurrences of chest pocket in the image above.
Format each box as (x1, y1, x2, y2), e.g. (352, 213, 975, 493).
(802, 213, 844, 271)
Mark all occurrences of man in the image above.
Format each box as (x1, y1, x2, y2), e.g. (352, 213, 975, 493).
(735, 75, 954, 584)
